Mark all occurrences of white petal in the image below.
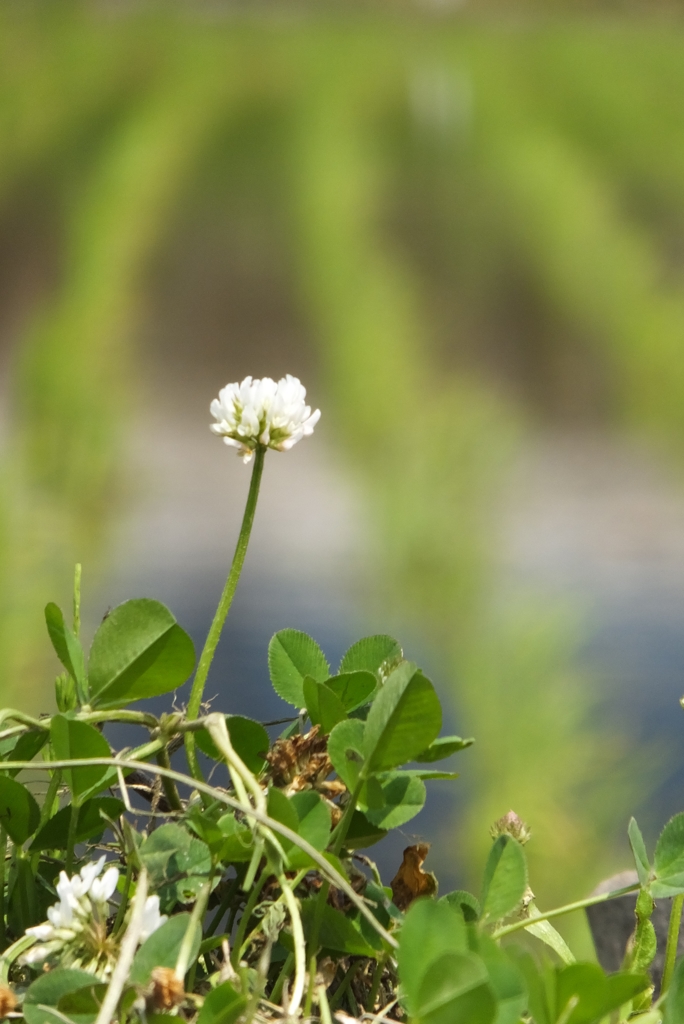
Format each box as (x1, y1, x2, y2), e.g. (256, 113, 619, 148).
(91, 866, 119, 903)
(139, 895, 167, 942)
(79, 856, 106, 894)
(23, 945, 50, 964)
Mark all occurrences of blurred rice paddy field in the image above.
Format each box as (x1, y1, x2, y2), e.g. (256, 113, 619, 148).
(5, 4, 684, 950)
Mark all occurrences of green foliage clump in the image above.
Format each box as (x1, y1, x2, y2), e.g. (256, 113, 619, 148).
(0, 436, 683, 1024)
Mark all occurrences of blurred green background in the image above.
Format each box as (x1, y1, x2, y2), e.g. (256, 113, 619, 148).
(5, 0, 684, 954)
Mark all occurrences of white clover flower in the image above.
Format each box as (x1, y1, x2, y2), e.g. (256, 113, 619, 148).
(22, 858, 123, 977)
(210, 374, 321, 463)
(21, 857, 166, 977)
(140, 894, 167, 943)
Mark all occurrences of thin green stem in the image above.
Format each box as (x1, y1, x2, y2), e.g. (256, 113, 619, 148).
(65, 801, 80, 874)
(271, 952, 294, 1006)
(330, 961, 363, 1012)
(0, 934, 37, 984)
(279, 873, 306, 1016)
(493, 882, 641, 940)
(309, 779, 365, 974)
(318, 983, 334, 1024)
(95, 869, 148, 1024)
(244, 935, 273, 1024)
(176, 880, 212, 979)
(73, 563, 82, 638)
(0, 710, 47, 731)
(113, 859, 134, 935)
(232, 866, 269, 968)
(185, 447, 265, 781)
(39, 768, 62, 827)
(367, 955, 386, 1012)
(304, 955, 317, 1018)
(662, 894, 684, 994)
(330, 779, 364, 857)
(207, 871, 243, 936)
(156, 746, 183, 812)
(0, 828, 6, 950)
(241, 868, 309, 954)
(78, 710, 159, 728)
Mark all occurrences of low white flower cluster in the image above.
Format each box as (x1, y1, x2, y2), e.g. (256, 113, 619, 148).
(210, 374, 321, 463)
(23, 857, 166, 977)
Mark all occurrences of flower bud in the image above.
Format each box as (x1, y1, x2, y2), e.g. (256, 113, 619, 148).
(55, 672, 77, 713)
(490, 810, 531, 846)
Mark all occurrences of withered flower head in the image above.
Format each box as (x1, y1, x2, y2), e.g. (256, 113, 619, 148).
(148, 968, 185, 1011)
(0, 985, 17, 1018)
(266, 726, 334, 793)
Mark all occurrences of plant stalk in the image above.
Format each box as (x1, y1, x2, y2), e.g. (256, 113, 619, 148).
(95, 869, 148, 1024)
(65, 801, 80, 874)
(318, 983, 334, 1024)
(113, 859, 134, 935)
(271, 951, 294, 1007)
(73, 563, 82, 637)
(367, 955, 386, 1011)
(0, 828, 6, 950)
(207, 871, 243, 936)
(662, 893, 684, 994)
(309, 779, 365, 972)
(176, 880, 212, 980)
(39, 769, 62, 827)
(232, 865, 269, 967)
(493, 882, 641, 940)
(156, 745, 183, 811)
(330, 962, 362, 1011)
(185, 447, 265, 781)
(279, 873, 306, 1017)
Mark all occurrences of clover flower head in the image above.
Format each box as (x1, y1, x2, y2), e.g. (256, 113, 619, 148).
(21, 857, 165, 978)
(210, 374, 321, 463)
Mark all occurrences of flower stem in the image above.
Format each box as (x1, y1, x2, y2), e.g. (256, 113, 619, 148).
(270, 951, 294, 1006)
(309, 780, 364, 972)
(185, 446, 265, 781)
(329, 961, 362, 1011)
(232, 865, 269, 968)
(73, 563, 82, 638)
(95, 869, 148, 1024)
(0, 828, 6, 951)
(156, 745, 182, 812)
(279, 874, 306, 1017)
(662, 894, 684, 994)
(207, 871, 243, 937)
(65, 801, 80, 874)
(492, 881, 641, 940)
(367, 954, 387, 1012)
(317, 983, 334, 1024)
(330, 780, 364, 857)
(113, 859, 134, 935)
(176, 880, 212, 980)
